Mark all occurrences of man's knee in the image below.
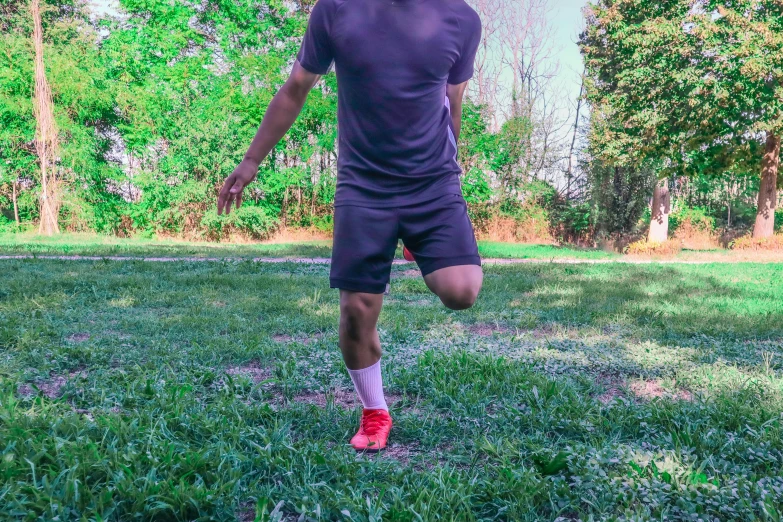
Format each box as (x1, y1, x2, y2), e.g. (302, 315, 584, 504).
(439, 281, 481, 310)
(340, 294, 377, 336)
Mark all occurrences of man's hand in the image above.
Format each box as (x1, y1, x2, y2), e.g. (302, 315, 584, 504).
(216, 61, 321, 216)
(218, 160, 258, 215)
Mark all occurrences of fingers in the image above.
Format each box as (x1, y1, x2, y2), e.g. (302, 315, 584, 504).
(226, 180, 245, 215)
(217, 176, 234, 215)
(223, 192, 235, 215)
(218, 173, 249, 215)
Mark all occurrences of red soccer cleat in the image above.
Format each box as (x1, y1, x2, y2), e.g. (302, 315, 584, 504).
(403, 245, 415, 262)
(350, 409, 393, 452)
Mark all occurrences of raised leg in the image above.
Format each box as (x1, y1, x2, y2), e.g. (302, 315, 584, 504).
(423, 264, 483, 310)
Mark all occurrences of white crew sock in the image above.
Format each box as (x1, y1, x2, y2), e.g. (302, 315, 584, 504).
(347, 359, 388, 411)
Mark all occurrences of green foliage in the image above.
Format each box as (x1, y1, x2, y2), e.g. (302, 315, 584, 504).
(588, 161, 656, 237)
(9, 0, 778, 244)
(675, 172, 760, 228)
(0, 214, 17, 233)
(498, 181, 554, 220)
(461, 168, 492, 205)
(0, 0, 340, 237)
(201, 205, 278, 240)
(490, 117, 531, 196)
(552, 201, 593, 241)
(581, 0, 783, 177)
(670, 206, 716, 234)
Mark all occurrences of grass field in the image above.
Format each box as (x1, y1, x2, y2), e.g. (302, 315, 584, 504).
(0, 233, 618, 260)
(3, 257, 783, 520)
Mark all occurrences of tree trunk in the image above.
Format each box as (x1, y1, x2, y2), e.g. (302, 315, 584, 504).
(752, 132, 780, 238)
(31, 0, 61, 235)
(727, 200, 731, 228)
(283, 187, 288, 229)
(566, 75, 585, 201)
(12, 181, 19, 225)
(648, 179, 670, 243)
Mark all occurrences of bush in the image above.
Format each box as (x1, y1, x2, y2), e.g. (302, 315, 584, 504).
(0, 214, 18, 233)
(625, 239, 682, 256)
(461, 168, 492, 205)
(670, 206, 718, 250)
(482, 214, 553, 243)
(60, 194, 96, 233)
(470, 181, 559, 243)
(670, 206, 715, 233)
(311, 214, 333, 233)
(730, 235, 783, 251)
(552, 201, 593, 243)
(201, 205, 278, 241)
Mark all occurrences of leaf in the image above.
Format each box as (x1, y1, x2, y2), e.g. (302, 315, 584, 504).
(533, 451, 570, 476)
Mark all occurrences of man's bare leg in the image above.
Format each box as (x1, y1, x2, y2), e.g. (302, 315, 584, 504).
(339, 290, 384, 370)
(423, 264, 483, 310)
(339, 290, 392, 452)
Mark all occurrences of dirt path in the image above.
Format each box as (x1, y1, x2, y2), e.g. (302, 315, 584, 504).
(0, 254, 771, 264)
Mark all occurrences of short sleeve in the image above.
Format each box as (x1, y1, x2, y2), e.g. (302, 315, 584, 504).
(297, 0, 335, 75)
(448, 9, 482, 85)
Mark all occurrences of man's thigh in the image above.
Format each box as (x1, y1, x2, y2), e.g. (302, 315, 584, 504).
(331, 205, 399, 294)
(423, 264, 483, 297)
(399, 194, 481, 277)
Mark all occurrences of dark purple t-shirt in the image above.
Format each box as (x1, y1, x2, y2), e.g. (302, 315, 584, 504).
(297, 0, 481, 207)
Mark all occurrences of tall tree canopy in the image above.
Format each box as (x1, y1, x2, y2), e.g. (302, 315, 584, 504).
(580, 0, 783, 238)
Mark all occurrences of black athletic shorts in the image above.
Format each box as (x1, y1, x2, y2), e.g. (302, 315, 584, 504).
(330, 193, 481, 294)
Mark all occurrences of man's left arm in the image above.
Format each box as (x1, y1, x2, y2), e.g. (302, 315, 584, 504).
(446, 81, 469, 141)
(445, 9, 480, 141)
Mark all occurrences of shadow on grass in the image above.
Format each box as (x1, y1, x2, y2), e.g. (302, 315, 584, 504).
(487, 263, 783, 342)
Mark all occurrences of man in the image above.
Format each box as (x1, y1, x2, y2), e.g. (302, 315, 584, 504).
(218, 0, 483, 452)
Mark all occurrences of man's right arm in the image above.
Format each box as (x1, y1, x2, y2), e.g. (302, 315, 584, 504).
(217, 61, 322, 215)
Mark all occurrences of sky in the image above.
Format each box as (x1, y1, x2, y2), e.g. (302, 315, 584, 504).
(550, 0, 588, 99)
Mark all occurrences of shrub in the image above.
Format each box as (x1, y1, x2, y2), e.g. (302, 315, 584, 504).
(311, 214, 333, 233)
(482, 214, 553, 243)
(625, 239, 682, 256)
(201, 205, 278, 241)
(461, 168, 492, 205)
(730, 235, 783, 251)
(670, 206, 715, 233)
(59, 194, 96, 233)
(552, 201, 593, 243)
(0, 214, 18, 233)
(670, 206, 718, 250)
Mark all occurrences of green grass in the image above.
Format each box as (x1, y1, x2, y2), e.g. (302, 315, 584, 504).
(0, 233, 619, 260)
(3, 258, 783, 520)
(476, 241, 618, 259)
(0, 232, 334, 258)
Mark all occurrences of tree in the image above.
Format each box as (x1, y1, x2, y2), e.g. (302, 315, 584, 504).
(31, 0, 60, 234)
(580, 0, 783, 238)
(1, 0, 117, 233)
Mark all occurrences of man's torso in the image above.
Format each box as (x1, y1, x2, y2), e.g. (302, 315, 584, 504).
(299, 0, 480, 207)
